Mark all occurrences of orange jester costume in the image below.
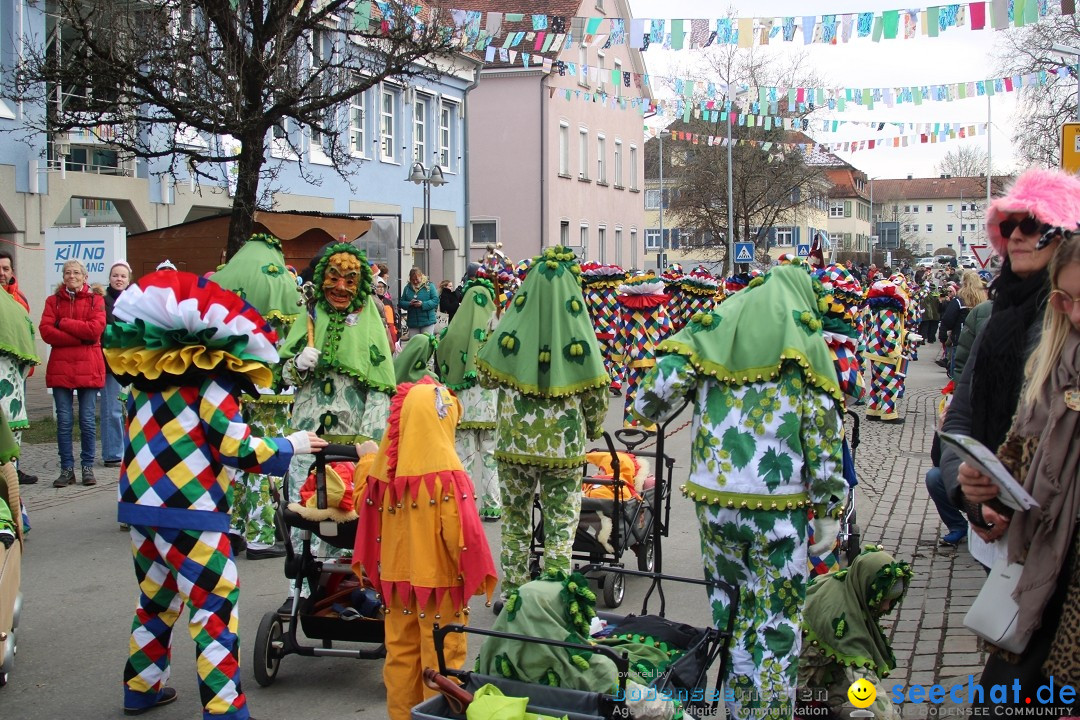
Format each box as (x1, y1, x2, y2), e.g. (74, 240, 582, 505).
(352, 377, 497, 720)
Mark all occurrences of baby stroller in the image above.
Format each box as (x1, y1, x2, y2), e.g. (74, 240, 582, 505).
(528, 419, 677, 609)
(835, 410, 862, 566)
(251, 444, 385, 686)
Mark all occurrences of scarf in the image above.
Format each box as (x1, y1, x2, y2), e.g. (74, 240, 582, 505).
(802, 547, 913, 676)
(0, 286, 39, 366)
(475, 246, 608, 398)
(969, 263, 1050, 452)
(435, 278, 496, 390)
(1007, 332, 1080, 641)
(656, 264, 842, 403)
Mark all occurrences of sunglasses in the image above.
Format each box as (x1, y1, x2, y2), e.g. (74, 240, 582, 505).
(1050, 288, 1080, 314)
(998, 216, 1051, 240)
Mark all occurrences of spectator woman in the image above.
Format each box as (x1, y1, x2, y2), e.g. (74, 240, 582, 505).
(956, 231, 1080, 713)
(398, 266, 438, 337)
(101, 260, 131, 467)
(40, 259, 106, 487)
(938, 270, 986, 375)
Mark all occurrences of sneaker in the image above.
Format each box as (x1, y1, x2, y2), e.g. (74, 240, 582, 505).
(81, 466, 97, 486)
(103, 459, 122, 468)
(940, 529, 967, 547)
(53, 468, 76, 488)
(17, 468, 38, 485)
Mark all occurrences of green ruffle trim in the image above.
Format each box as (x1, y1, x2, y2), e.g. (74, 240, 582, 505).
(6, 419, 29, 430)
(443, 370, 479, 392)
(264, 310, 299, 326)
(458, 420, 496, 430)
(476, 361, 609, 399)
(682, 482, 810, 511)
(240, 394, 295, 405)
(0, 449, 17, 464)
(656, 341, 843, 403)
(803, 626, 893, 677)
(309, 364, 396, 396)
(0, 341, 40, 365)
(494, 449, 586, 469)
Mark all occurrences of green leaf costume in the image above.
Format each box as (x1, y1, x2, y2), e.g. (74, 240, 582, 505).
(210, 234, 302, 327)
(393, 333, 438, 383)
(0, 288, 38, 432)
(435, 278, 496, 391)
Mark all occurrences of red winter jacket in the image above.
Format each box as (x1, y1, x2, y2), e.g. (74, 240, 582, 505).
(39, 284, 106, 389)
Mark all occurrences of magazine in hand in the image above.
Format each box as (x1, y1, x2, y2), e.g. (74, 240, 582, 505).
(938, 431, 1040, 512)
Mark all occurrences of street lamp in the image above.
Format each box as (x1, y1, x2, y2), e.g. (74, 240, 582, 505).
(657, 129, 669, 271)
(1052, 43, 1080, 121)
(408, 161, 446, 276)
(724, 86, 749, 275)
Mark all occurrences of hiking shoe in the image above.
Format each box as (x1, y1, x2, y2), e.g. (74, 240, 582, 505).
(17, 468, 38, 485)
(53, 468, 76, 487)
(81, 466, 97, 486)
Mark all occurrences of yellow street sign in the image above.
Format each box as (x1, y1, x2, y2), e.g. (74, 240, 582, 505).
(1062, 123, 1080, 174)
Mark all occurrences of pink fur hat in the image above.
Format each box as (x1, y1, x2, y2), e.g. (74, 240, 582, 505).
(986, 167, 1080, 258)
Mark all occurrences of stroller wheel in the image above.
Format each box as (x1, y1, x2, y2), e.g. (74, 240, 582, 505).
(845, 523, 862, 566)
(635, 540, 655, 572)
(253, 611, 284, 687)
(601, 572, 625, 609)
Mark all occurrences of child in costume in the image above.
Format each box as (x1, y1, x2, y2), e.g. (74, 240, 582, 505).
(613, 272, 672, 428)
(434, 275, 501, 519)
(278, 243, 396, 593)
(865, 277, 910, 423)
(352, 378, 497, 720)
(475, 246, 609, 596)
(104, 270, 326, 720)
(799, 547, 912, 720)
(633, 263, 846, 720)
(211, 233, 301, 559)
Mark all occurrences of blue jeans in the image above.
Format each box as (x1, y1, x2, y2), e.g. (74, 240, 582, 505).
(925, 466, 966, 534)
(100, 374, 125, 462)
(54, 387, 98, 469)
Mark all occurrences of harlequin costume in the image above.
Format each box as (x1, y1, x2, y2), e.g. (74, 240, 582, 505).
(799, 547, 912, 720)
(580, 263, 626, 394)
(673, 266, 720, 332)
(434, 277, 501, 519)
(722, 269, 761, 299)
(633, 264, 846, 720)
(864, 278, 909, 422)
(211, 233, 301, 553)
(613, 273, 673, 427)
(474, 246, 609, 596)
(352, 378, 497, 720)
(279, 243, 396, 587)
(104, 270, 315, 720)
(0, 287, 39, 481)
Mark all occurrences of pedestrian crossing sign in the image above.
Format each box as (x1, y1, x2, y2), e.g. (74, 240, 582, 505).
(734, 242, 754, 263)
(796, 244, 810, 257)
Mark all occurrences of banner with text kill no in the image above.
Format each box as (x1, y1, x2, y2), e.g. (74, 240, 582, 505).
(44, 226, 127, 292)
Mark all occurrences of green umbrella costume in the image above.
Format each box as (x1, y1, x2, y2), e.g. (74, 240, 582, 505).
(0, 286, 40, 455)
(393, 332, 438, 383)
(211, 233, 300, 551)
(279, 243, 395, 589)
(475, 247, 609, 594)
(436, 277, 501, 519)
(633, 263, 846, 720)
(798, 547, 912, 720)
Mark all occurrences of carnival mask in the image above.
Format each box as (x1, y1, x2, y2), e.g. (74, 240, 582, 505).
(323, 252, 362, 311)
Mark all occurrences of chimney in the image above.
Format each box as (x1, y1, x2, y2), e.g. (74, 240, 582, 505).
(940, 174, 946, 179)
(907, 174, 913, 180)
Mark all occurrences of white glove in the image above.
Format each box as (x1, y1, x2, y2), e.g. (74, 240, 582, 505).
(908, 332, 924, 344)
(286, 430, 313, 455)
(809, 517, 840, 557)
(294, 346, 320, 372)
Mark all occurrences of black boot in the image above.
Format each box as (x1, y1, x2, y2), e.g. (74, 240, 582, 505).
(17, 468, 38, 485)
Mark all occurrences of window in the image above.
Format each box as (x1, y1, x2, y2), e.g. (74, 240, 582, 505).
(559, 122, 569, 176)
(644, 188, 661, 209)
(645, 229, 661, 250)
(578, 128, 589, 179)
(629, 145, 639, 190)
(413, 95, 429, 164)
(947, 204, 954, 212)
(843, 233, 852, 250)
(472, 220, 497, 247)
(904, 225, 911, 232)
(579, 225, 589, 253)
(775, 227, 794, 246)
(349, 88, 366, 156)
(830, 232, 843, 249)
(630, 229, 638, 266)
(946, 224, 954, 232)
(829, 201, 844, 218)
(578, 46, 589, 87)
(904, 205, 911, 213)
(613, 140, 623, 187)
(926, 224, 934, 232)
(380, 87, 396, 162)
(598, 227, 607, 263)
(926, 204, 933, 212)
(439, 102, 453, 169)
(614, 59, 622, 98)
(596, 135, 606, 184)
(271, 119, 297, 159)
(597, 51, 606, 92)
(961, 203, 968, 211)
(560, 221, 570, 246)
(615, 228, 623, 265)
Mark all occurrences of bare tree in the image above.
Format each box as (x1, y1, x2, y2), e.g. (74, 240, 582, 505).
(994, 10, 1080, 168)
(934, 146, 997, 178)
(5, 0, 466, 257)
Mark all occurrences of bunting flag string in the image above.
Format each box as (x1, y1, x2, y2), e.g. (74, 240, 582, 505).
(438, 0, 1072, 53)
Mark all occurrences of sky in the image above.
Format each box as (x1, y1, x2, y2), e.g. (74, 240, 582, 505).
(626, 0, 1029, 180)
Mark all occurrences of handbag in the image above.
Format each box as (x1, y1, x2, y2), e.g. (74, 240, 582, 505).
(963, 556, 1033, 654)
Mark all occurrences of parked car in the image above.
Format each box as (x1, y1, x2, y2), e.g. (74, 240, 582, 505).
(916, 257, 935, 268)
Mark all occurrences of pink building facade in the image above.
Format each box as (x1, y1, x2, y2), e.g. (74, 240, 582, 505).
(468, 0, 650, 269)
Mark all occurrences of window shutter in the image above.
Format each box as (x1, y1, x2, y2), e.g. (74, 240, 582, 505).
(844, 200, 852, 218)
(794, 226, 801, 244)
(671, 230, 681, 249)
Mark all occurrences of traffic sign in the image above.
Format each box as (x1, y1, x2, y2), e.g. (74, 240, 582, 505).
(734, 242, 755, 263)
(1063, 122, 1080, 174)
(970, 244, 994, 268)
(796, 244, 810, 257)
